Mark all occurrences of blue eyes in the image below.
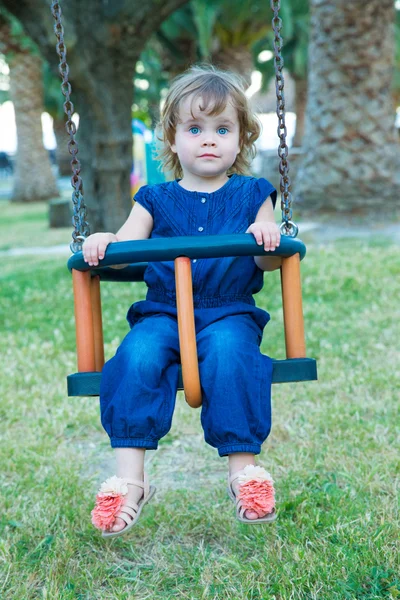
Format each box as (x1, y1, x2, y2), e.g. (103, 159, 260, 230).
(188, 126, 229, 135)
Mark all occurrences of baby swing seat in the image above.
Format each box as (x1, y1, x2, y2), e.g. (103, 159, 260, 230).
(67, 234, 317, 408)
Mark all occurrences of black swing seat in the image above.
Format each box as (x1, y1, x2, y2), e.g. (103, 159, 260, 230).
(67, 234, 317, 396)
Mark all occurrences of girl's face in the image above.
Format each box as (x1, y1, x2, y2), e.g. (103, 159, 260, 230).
(171, 94, 241, 181)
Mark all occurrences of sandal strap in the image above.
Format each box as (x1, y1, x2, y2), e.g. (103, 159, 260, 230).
(229, 470, 244, 486)
(117, 512, 133, 526)
(231, 490, 247, 519)
(119, 503, 139, 517)
(125, 472, 150, 497)
(125, 478, 145, 489)
(143, 472, 150, 497)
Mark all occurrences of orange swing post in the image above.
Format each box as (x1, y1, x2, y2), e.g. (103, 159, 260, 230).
(280, 253, 306, 359)
(72, 269, 96, 372)
(174, 257, 202, 408)
(72, 270, 105, 373)
(91, 275, 105, 371)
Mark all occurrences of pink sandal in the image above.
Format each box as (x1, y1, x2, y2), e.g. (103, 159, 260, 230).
(227, 465, 276, 524)
(91, 474, 156, 538)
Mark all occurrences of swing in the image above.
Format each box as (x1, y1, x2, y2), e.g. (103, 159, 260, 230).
(51, 0, 317, 409)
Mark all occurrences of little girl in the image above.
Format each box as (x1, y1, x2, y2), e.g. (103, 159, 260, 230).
(84, 65, 282, 537)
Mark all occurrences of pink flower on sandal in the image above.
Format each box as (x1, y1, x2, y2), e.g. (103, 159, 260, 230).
(91, 476, 128, 531)
(237, 465, 275, 517)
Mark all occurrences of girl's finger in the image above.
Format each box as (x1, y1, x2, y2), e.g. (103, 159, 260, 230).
(271, 232, 279, 248)
(98, 242, 108, 260)
(84, 246, 94, 263)
(90, 247, 99, 265)
(263, 230, 272, 251)
(254, 231, 263, 245)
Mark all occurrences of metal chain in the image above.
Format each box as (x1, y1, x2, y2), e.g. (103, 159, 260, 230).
(51, 0, 90, 253)
(270, 0, 298, 237)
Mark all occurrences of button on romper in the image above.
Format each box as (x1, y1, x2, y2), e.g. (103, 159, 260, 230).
(100, 174, 277, 457)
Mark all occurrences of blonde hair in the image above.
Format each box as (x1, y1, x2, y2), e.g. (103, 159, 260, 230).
(156, 64, 261, 179)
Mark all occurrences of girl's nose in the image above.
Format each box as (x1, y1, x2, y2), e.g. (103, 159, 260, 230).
(202, 137, 216, 146)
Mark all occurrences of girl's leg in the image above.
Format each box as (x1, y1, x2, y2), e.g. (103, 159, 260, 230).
(111, 448, 146, 532)
(228, 452, 256, 476)
(99, 314, 180, 532)
(100, 313, 180, 449)
(196, 314, 273, 520)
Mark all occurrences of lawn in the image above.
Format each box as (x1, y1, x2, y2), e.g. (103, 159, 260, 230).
(0, 202, 399, 599)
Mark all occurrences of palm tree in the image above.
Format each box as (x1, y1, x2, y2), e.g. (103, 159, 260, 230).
(391, 8, 400, 113)
(2, 0, 191, 231)
(138, 0, 271, 93)
(253, 0, 309, 146)
(195, 0, 270, 85)
(295, 0, 400, 212)
(43, 62, 74, 176)
(185, 0, 271, 84)
(137, 0, 309, 147)
(0, 12, 58, 203)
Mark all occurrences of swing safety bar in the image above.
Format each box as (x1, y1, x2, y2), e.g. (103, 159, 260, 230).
(68, 233, 306, 272)
(67, 234, 317, 407)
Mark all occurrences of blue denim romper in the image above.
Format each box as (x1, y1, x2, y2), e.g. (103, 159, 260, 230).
(100, 174, 277, 457)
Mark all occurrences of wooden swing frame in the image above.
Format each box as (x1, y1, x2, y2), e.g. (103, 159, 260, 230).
(68, 235, 316, 408)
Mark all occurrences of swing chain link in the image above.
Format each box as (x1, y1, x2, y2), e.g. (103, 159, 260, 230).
(51, 0, 90, 253)
(270, 0, 298, 238)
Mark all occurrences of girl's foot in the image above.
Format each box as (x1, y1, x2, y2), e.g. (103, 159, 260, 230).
(111, 478, 145, 532)
(230, 475, 268, 520)
(91, 474, 156, 536)
(112, 447, 146, 533)
(228, 453, 267, 519)
(228, 464, 276, 523)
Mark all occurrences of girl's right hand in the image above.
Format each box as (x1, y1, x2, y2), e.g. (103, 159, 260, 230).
(82, 232, 118, 266)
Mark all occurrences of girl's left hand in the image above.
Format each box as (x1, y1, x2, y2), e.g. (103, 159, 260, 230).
(246, 221, 281, 252)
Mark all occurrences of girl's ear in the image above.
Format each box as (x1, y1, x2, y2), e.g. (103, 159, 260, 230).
(170, 143, 177, 153)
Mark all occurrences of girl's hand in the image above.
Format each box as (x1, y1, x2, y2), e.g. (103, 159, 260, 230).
(246, 221, 281, 252)
(82, 232, 118, 266)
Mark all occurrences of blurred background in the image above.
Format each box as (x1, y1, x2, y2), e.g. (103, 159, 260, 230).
(1, 0, 400, 235)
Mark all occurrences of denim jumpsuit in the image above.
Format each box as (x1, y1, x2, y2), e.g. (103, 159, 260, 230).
(100, 174, 277, 457)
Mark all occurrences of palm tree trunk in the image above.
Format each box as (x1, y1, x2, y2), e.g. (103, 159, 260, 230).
(72, 65, 136, 233)
(53, 116, 74, 177)
(9, 53, 59, 203)
(295, 0, 400, 212)
(292, 76, 307, 148)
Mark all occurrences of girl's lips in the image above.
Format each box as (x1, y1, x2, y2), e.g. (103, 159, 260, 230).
(199, 154, 219, 157)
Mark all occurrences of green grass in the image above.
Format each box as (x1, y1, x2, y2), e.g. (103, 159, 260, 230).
(0, 202, 399, 599)
(0, 197, 71, 250)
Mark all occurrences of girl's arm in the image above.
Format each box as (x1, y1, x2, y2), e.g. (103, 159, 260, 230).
(115, 202, 154, 241)
(83, 202, 153, 267)
(246, 197, 282, 272)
